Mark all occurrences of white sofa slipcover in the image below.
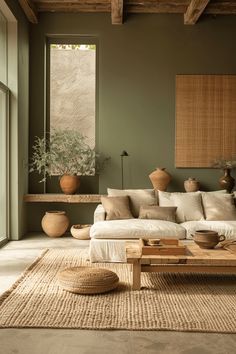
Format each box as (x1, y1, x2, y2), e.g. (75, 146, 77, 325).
(89, 202, 236, 262)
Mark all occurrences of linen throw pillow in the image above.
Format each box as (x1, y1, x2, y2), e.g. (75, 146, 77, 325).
(139, 205, 177, 223)
(158, 191, 204, 223)
(201, 193, 236, 221)
(107, 188, 157, 217)
(101, 196, 133, 220)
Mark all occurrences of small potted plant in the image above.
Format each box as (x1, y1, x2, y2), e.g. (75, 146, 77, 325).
(30, 129, 109, 194)
(211, 156, 236, 192)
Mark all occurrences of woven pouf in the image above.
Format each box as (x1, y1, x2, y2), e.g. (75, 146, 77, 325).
(57, 267, 119, 294)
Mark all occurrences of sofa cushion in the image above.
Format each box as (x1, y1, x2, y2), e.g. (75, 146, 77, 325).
(139, 205, 177, 223)
(181, 220, 236, 240)
(107, 188, 157, 217)
(201, 193, 236, 221)
(101, 196, 133, 220)
(90, 219, 186, 240)
(158, 191, 204, 223)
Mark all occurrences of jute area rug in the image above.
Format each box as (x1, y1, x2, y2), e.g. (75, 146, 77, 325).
(0, 248, 236, 333)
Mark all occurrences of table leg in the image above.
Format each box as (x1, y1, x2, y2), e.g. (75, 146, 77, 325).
(132, 260, 141, 290)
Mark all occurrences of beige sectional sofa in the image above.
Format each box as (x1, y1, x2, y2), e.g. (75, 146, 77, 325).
(89, 188, 236, 262)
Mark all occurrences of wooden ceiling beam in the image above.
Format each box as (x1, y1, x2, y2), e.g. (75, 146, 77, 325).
(19, 0, 38, 23)
(111, 0, 123, 24)
(184, 0, 210, 25)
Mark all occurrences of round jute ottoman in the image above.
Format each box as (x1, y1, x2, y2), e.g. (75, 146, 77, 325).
(57, 267, 119, 294)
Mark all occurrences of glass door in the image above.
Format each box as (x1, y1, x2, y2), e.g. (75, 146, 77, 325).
(0, 82, 9, 244)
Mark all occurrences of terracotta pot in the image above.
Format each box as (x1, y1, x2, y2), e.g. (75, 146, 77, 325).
(192, 230, 225, 249)
(149, 167, 172, 191)
(59, 174, 80, 195)
(219, 169, 235, 193)
(41, 211, 70, 237)
(70, 224, 91, 240)
(184, 178, 200, 192)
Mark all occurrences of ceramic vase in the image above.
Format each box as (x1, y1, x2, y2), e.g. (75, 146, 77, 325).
(59, 174, 80, 194)
(219, 169, 235, 193)
(149, 167, 172, 191)
(41, 211, 69, 237)
(184, 178, 200, 192)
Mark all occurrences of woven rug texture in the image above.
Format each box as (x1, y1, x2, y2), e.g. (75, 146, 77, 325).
(0, 248, 235, 332)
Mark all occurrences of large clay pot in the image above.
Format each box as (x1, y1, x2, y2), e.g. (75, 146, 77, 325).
(219, 169, 235, 193)
(41, 211, 70, 237)
(149, 167, 172, 191)
(184, 178, 200, 192)
(59, 174, 80, 195)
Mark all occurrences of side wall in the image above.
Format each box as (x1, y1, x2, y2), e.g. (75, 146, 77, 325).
(5, 0, 29, 239)
(29, 13, 236, 231)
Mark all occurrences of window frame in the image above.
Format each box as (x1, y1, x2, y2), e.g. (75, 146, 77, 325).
(0, 81, 9, 246)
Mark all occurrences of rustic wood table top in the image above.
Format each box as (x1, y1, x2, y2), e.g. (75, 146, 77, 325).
(126, 240, 236, 266)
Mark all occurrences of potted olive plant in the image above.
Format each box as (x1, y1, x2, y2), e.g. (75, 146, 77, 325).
(30, 129, 109, 194)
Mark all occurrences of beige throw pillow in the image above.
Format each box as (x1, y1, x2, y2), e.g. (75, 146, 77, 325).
(101, 196, 133, 220)
(107, 188, 157, 217)
(158, 191, 204, 223)
(201, 193, 236, 221)
(139, 205, 177, 223)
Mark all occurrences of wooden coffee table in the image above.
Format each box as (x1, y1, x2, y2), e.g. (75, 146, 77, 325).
(126, 240, 236, 290)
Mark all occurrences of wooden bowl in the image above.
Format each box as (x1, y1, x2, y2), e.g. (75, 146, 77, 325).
(70, 224, 91, 240)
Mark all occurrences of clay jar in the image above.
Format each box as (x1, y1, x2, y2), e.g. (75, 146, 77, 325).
(184, 178, 200, 192)
(149, 167, 172, 191)
(59, 174, 80, 195)
(41, 211, 70, 237)
(219, 169, 235, 193)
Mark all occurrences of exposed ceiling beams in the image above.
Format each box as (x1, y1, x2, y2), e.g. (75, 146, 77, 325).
(111, 0, 123, 24)
(19, 0, 236, 25)
(184, 0, 210, 24)
(19, 0, 38, 24)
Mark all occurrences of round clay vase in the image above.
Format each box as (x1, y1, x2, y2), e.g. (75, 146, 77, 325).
(184, 178, 200, 192)
(41, 211, 70, 237)
(219, 169, 235, 193)
(149, 167, 172, 191)
(192, 230, 225, 249)
(59, 174, 80, 195)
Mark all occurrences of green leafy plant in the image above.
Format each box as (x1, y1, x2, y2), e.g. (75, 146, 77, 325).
(30, 129, 109, 182)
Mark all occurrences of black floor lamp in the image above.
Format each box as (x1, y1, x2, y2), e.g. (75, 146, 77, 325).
(120, 150, 129, 189)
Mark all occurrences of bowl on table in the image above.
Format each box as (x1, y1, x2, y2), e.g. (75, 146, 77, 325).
(191, 230, 225, 249)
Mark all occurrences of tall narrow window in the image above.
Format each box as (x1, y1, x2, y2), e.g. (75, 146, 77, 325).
(0, 10, 7, 85)
(0, 9, 8, 243)
(0, 83, 9, 243)
(49, 43, 96, 149)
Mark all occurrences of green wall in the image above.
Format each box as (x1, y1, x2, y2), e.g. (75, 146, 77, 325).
(5, 0, 29, 239)
(28, 13, 236, 231)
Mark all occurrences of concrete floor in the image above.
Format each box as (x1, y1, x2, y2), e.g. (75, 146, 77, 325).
(0, 234, 236, 354)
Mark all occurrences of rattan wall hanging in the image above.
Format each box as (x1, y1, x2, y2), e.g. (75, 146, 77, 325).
(175, 75, 236, 167)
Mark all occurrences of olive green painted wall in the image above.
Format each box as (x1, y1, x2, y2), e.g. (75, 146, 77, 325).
(29, 13, 236, 231)
(4, 0, 29, 239)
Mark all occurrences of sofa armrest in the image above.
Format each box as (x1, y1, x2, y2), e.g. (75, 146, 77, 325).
(94, 204, 106, 223)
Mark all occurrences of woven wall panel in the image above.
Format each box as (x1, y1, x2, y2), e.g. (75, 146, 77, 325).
(175, 75, 236, 167)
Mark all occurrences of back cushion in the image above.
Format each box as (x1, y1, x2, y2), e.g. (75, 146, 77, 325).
(158, 191, 204, 223)
(107, 188, 157, 217)
(201, 193, 236, 221)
